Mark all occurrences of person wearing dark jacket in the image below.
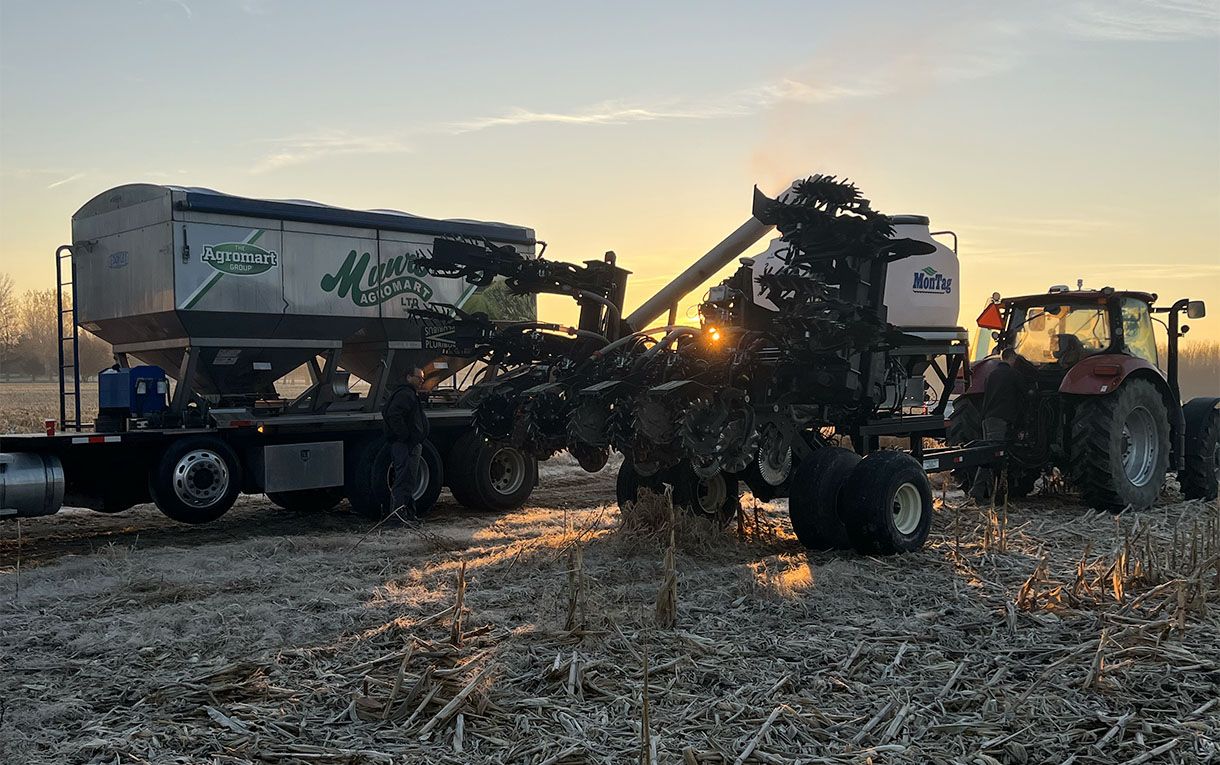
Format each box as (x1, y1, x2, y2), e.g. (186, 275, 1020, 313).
(972, 347, 1026, 502)
(382, 367, 429, 519)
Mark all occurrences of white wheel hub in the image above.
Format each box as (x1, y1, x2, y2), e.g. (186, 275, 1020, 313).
(1120, 405, 1158, 488)
(489, 448, 526, 496)
(892, 482, 922, 536)
(696, 474, 727, 515)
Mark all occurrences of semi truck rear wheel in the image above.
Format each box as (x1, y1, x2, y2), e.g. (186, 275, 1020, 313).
(149, 437, 241, 524)
(788, 446, 859, 550)
(839, 450, 933, 554)
(446, 431, 538, 512)
(266, 486, 345, 512)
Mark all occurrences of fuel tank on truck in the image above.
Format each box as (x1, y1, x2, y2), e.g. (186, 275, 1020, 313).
(70, 184, 537, 396)
(747, 214, 963, 340)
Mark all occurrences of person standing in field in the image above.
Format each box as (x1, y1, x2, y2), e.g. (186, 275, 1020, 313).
(971, 346, 1026, 502)
(382, 366, 429, 520)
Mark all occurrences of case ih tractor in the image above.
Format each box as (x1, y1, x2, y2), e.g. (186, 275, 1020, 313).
(950, 287, 1218, 509)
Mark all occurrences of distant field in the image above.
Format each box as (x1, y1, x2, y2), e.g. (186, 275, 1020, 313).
(0, 382, 99, 434)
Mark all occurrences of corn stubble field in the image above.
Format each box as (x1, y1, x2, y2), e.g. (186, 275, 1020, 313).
(1, 386, 1218, 764)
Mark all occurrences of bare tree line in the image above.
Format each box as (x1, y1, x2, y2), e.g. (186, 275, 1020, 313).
(0, 272, 113, 380)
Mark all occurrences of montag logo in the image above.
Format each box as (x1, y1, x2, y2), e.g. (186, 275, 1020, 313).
(912, 265, 952, 294)
(201, 242, 279, 275)
(320, 249, 434, 307)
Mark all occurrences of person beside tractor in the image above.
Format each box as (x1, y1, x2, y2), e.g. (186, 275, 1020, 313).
(382, 367, 430, 520)
(969, 346, 1029, 502)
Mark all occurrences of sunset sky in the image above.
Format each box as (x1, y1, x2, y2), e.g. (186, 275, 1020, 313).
(1, 1, 1218, 338)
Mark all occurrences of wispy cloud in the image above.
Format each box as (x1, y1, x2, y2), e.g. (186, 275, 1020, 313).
(1059, 0, 1220, 41)
(47, 172, 86, 189)
(250, 130, 411, 173)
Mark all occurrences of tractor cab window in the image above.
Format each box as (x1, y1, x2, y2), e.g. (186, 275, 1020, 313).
(1120, 298, 1158, 364)
(1010, 303, 1111, 366)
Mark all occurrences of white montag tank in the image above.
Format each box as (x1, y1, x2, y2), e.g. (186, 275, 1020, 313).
(747, 214, 962, 338)
(883, 215, 961, 336)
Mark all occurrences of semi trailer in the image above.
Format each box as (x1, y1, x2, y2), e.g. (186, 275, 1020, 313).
(0, 184, 554, 522)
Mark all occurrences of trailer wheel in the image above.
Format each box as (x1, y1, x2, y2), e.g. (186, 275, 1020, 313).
(149, 437, 241, 524)
(1180, 398, 1219, 501)
(1070, 380, 1170, 511)
(348, 439, 444, 519)
(446, 431, 538, 512)
(672, 463, 740, 526)
(266, 486, 345, 513)
(839, 451, 933, 554)
(788, 447, 860, 550)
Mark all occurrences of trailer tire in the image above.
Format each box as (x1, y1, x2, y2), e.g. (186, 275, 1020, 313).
(1070, 380, 1169, 511)
(348, 438, 444, 519)
(446, 431, 537, 512)
(149, 437, 241, 524)
(266, 486, 345, 513)
(1180, 398, 1219, 501)
(788, 447, 859, 550)
(839, 450, 933, 555)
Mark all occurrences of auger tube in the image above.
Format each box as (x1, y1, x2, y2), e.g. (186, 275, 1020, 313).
(623, 180, 799, 333)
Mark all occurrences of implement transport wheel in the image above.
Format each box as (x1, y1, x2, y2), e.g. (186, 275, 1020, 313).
(347, 438, 444, 519)
(1181, 398, 1219, 501)
(266, 486, 345, 512)
(839, 450, 934, 555)
(149, 437, 241, 524)
(615, 460, 665, 508)
(672, 462, 740, 526)
(788, 446, 860, 550)
(1070, 379, 1170, 511)
(446, 431, 538, 512)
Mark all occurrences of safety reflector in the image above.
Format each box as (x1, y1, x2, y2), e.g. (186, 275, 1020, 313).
(976, 302, 1005, 330)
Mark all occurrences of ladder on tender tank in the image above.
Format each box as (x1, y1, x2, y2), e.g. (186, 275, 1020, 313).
(56, 245, 82, 432)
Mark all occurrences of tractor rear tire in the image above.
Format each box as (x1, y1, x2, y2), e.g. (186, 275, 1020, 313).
(788, 446, 860, 550)
(1070, 379, 1170, 511)
(149, 437, 242, 524)
(947, 395, 982, 489)
(266, 486, 345, 512)
(1181, 398, 1219, 501)
(446, 431, 537, 512)
(839, 450, 933, 555)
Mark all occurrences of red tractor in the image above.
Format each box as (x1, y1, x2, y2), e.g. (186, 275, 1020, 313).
(950, 287, 1217, 510)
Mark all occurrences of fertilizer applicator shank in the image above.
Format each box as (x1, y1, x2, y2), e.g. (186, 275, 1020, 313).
(623, 181, 798, 333)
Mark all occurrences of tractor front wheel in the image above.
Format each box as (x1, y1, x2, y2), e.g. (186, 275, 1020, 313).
(1070, 379, 1170, 511)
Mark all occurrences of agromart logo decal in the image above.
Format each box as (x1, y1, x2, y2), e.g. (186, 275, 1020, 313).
(320, 249, 434, 306)
(912, 266, 953, 294)
(201, 242, 279, 275)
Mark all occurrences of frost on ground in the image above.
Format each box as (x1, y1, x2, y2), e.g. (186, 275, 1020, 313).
(0, 456, 1217, 764)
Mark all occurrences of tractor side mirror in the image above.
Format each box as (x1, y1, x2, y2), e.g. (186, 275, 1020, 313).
(1187, 300, 1206, 319)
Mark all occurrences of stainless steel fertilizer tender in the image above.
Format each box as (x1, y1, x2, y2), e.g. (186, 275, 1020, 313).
(1, 184, 543, 522)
